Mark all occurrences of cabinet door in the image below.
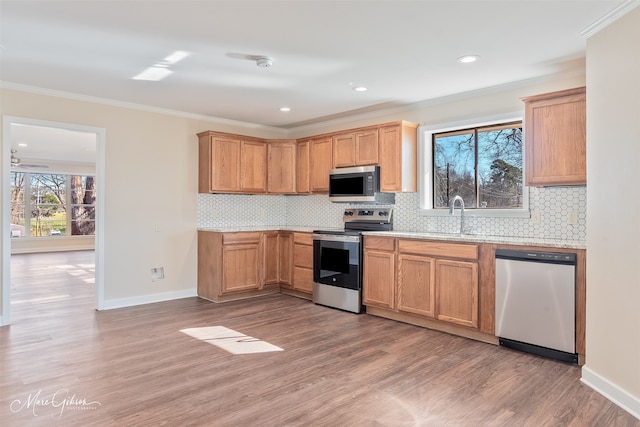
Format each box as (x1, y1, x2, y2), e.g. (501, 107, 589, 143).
(240, 140, 267, 193)
(435, 259, 478, 328)
(397, 254, 436, 317)
(222, 243, 261, 293)
(524, 87, 586, 186)
(278, 232, 293, 286)
(309, 137, 333, 193)
(378, 125, 402, 192)
(333, 133, 356, 167)
(363, 250, 396, 309)
(355, 130, 379, 165)
(268, 141, 296, 193)
(211, 136, 241, 192)
(296, 140, 310, 193)
(263, 232, 279, 285)
(293, 266, 313, 293)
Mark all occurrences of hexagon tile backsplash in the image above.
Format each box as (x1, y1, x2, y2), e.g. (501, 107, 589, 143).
(197, 186, 586, 243)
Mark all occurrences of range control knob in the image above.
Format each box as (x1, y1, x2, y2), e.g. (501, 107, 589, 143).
(378, 211, 388, 216)
(344, 211, 354, 216)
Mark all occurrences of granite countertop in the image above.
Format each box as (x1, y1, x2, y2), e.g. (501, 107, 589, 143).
(197, 227, 585, 250)
(362, 231, 586, 250)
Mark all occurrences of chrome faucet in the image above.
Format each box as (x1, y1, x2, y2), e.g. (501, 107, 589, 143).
(449, 195, 465, 234)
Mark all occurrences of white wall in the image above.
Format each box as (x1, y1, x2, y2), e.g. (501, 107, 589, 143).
(582, 6, 640, 417)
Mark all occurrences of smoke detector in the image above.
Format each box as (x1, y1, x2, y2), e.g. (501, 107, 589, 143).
(256, 56, 273, 68)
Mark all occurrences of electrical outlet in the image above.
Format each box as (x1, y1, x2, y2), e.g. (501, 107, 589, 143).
(154, 223, 162, 232)
(568, 211, 579, 225)
(151, 267, 165, 282)
(531, 211, 541, 224)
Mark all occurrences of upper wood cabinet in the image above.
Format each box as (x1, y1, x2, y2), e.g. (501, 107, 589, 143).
(241, 140, 267, 193)
(198, 133, 241, 193)
(332, 130, 379, 167)
(268, 140, 297, 194)
(378, 122, 418, 192)
(198, 131, 266, 194)
(296, 140, 310, 193)
(522, 87, 586, 187)
(309, 137, 333, 193)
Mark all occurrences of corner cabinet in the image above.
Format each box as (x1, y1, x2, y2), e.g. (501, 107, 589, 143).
(267, 140, 297, 194)
(197, 231, 280, 302)
(522, 87, 586, 187)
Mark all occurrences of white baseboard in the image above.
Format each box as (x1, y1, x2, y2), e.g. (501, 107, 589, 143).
(101, 288, 197, 310)
(581, 365, 640, 420)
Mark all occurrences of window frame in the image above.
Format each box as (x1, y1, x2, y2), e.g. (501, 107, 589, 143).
(9, 171, 96, 238)
(419, 113, 530, 218)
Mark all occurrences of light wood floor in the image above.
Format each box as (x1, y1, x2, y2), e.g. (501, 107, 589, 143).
(1, 251, 638, 426)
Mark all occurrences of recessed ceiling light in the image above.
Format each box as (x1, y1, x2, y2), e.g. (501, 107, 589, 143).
(457, 55, 480, 64)
(18, 143, 28, 147)
(280, 107, 291, 112)
(353, 86, 367, 92)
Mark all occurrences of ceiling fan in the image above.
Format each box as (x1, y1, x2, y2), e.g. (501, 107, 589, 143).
(10, 149, 49, 169)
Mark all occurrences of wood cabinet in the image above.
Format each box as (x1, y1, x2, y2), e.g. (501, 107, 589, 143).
(291, 232, 314, 297)
(332, 130, 379, 167)
(296, 140, 310, 193)
(278, 232, 293, 286)
(364, 236, 481, 336)
(522, 87, 586, 187)
(263, 231, 280, 286)
(309, 137, 333, 193)
(378, 122, 418, 192)
(397, 253, 436, 318)
(268, 140, 297, 193)
(398, 239, 479, 328)
(363, 237, 396, 309)
(198, 131, 268, 194)
(198, 133, 241, 193)
(435, 259, 478, 328)
(197, 231, 279, 302)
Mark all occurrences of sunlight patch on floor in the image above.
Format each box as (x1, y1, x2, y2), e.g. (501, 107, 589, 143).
(180, 326, 283, 355)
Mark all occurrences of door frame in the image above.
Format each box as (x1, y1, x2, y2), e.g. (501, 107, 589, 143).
(1, 116, 106, 325)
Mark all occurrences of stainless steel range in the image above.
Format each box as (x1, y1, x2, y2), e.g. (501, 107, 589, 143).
(312, 208, 393, 313)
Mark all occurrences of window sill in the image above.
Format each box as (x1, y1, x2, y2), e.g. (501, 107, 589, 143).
(419, 208, 531, 219)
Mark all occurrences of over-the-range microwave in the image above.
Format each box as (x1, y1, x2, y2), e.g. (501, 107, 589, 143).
(328, 165, 395, 204)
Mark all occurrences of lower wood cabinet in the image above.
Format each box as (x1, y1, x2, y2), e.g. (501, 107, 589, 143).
(397, 253, 436, 318)
(435, 259, 478, 328)
(363, 236, 481, 333)
(291, 232, 313, 297)
(198, 231, 280, 302)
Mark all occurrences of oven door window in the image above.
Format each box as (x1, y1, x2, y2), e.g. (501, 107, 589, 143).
(313, 239, 360, 290)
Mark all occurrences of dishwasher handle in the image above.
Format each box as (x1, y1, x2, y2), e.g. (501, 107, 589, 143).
(495, 248, 576, 265)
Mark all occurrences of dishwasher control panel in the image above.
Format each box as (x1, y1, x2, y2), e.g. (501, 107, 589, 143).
(495, 249, 576, 265)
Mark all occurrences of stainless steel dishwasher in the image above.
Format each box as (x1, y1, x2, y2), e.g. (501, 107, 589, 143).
(495, 249, 578, 363)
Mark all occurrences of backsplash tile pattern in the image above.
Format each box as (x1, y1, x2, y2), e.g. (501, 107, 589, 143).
(198, 186, 586, 243)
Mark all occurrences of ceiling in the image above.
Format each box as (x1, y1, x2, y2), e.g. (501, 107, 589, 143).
(0, 0, 626, 161)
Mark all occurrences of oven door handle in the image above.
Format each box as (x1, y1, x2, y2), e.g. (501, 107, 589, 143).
(312, 234, 360, 243)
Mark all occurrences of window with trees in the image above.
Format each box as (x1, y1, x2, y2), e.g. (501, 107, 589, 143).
(9, 172, 96, 237)
(432, 122, 523, 209)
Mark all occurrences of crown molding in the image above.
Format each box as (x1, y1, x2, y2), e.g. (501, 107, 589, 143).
(581, 0, 640, 39)
(0, 81, 288, 136)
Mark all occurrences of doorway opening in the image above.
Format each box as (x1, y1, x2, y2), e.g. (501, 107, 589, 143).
(2, 116, 105, 325)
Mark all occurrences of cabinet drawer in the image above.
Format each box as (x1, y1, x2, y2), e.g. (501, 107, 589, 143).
(223, 232, 261, 245)
(293, 244, 313, 268)
(364, 236, 395, 251)
(293, 232, 312, 245)
(398, 239, 478, 260)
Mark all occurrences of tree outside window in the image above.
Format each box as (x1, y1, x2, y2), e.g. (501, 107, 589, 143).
(433, 122, 523, 209)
